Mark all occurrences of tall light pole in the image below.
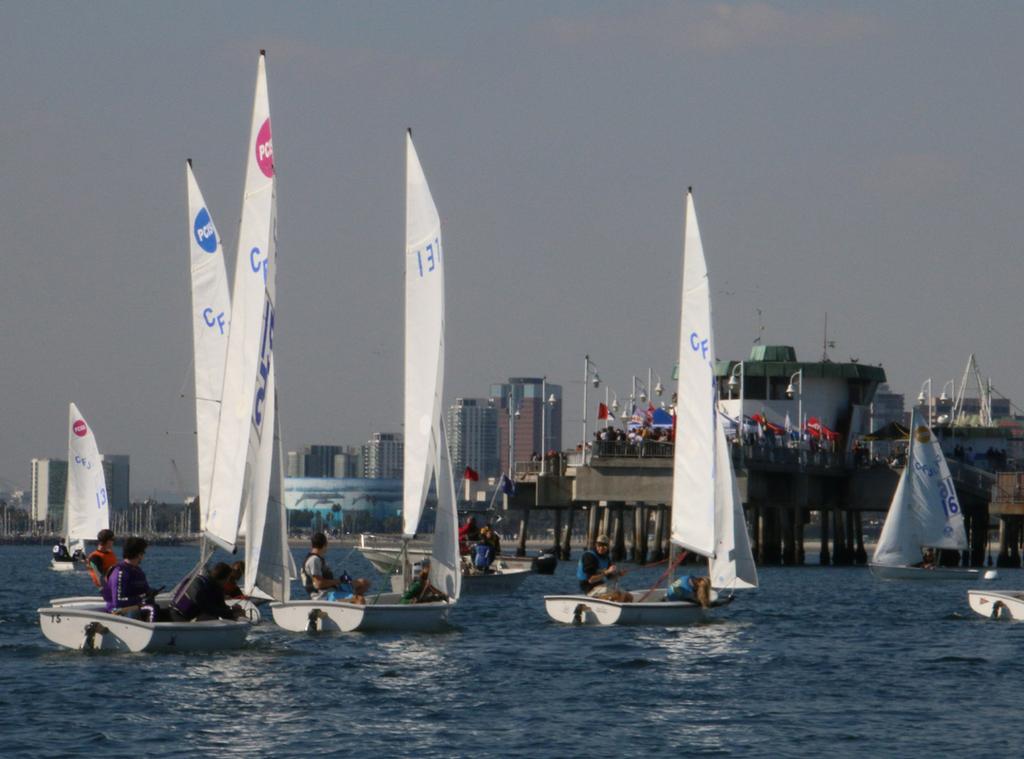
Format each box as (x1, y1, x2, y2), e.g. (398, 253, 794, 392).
(917, 378, 933, 427)
(507, 388, 520, 477)
(786, 369, 803, 449)
(728, 361, 745, 468)
(582, 355, 600, 453)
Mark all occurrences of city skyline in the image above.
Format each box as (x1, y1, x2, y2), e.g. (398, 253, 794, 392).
(2, 4, 1023, 496)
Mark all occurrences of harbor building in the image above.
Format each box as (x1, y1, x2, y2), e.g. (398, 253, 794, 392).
(286, 444, 362, 478)
(869, 384, 905, 459)
(446, 398, 500, 481)
(491, 378, 563, 474)
(100, 454, 130, 512)
(30, 458, 67, 524)
(362, 432, 403, 479)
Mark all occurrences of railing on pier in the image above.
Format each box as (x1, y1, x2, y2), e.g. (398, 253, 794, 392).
(590, 440, 673, 459)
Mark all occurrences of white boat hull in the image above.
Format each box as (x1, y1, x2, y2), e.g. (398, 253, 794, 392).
(869, 564, 980, 581)
(270, 593, 452, 633)
(358, 540, 535, 575)
(388, 564, 531, 595)
(37, 605, 250, 652)
(50, 560, 85, 573)
(46, 594, 263, 624)
(967, 589, 1024, 620)
(544, 588, 723, 626)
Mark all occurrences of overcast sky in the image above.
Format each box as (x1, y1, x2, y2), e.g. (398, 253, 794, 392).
(1, 2, 1021, 497)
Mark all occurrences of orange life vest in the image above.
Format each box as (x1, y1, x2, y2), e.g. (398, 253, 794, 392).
(87, 548, 118, 588)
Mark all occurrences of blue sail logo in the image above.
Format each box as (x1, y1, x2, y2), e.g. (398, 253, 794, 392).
(193, 208, 218, 253)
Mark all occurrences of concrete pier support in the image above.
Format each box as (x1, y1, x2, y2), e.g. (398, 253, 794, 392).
(853, 513, 867, 565)
(611, 504, 626, 562)
(780, 507, 795, 565)
(560, 507, 575, 560)
(997, 517, 1012, 567)
(819, 508, 831, 566)
(750, 505, 761, 563)
(795, 508, 806, 565)
(516, 507, 530, 557)
(650, 506, 665, 562)
(833, 509, 849, 565)
(586, 505, 598, 549)
(552, 508, 562, 554)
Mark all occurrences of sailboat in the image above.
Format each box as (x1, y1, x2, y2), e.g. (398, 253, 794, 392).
(545, 189, 758, 625)
(49, 404, 110, 573)
(271, 130, 461, 633)
(37, 52, 278, 651)
(869, 407, 978, 580)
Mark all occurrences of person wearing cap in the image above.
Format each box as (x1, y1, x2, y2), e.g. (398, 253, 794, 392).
(576, 535, 624, 597)
(86, 529, 117, 589)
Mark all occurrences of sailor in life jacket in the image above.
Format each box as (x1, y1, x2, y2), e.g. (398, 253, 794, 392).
(87, 529, 118, 588)
(300, 532, 370, 603)
(52, 538, 73, 562)
(666, 574, 712, 608)
(576, 535, 620, 595)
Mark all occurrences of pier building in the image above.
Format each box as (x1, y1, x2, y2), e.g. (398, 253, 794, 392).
(503, 347, 1011, 568)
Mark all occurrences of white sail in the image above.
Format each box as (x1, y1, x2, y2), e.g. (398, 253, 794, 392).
(671, 190, 717, 556)
(244, 388, 292, 601)
(65, 403, 109, 543)
(709, 417, 758, 589)
(206, 51, 277, 551)
(186, 161, 231, 532)
(872, 408, 967, 567)
(402, 130, 445, 538)
(429, 420, 461, 601)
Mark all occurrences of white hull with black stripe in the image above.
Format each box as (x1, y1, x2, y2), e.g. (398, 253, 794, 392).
(544, 588, 727, 626)
(869, 564, 980, 581)
(270, 592, 451, 633)
(37, 603, 250, 652)
(967, 589, 1024, 620)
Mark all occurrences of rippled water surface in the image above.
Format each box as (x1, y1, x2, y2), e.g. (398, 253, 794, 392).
(4, 544, 1024, 758)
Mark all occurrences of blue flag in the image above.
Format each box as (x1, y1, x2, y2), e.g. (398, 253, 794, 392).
(499, 473, 517, 496)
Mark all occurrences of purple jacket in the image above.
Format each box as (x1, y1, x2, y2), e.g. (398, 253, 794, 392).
(105, 561, 153, 612)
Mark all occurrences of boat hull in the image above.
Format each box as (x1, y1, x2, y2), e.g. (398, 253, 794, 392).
(37, 605, 250, 652)
(869, 564, 980, 581)
(270, 593, 452, 633)
(46, 594, 263, 624)
(358, 539, 536, 574)
(544, 588, 719, 626)
(388, 565, 531, 595)
(967, 590, 1024, 620)
(50, 560, 85, 573)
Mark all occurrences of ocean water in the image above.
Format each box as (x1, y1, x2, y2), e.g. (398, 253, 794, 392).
(3, 544, 1023, 758)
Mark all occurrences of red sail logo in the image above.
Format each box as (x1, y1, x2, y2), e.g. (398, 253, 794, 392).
(73, 420, 88, 437)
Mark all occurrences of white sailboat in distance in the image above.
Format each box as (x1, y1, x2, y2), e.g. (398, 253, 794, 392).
(272, 130, 460, 633)
(545, 188, 758, 626)
(870, 407, 979, 581)
(49, 403, 109, 572)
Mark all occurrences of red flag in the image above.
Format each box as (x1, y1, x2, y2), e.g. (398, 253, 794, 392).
(463, 466, 479, 482)
(597, 402, 609, 420)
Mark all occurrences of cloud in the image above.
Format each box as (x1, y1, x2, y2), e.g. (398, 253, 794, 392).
(540, 2, 878, 54)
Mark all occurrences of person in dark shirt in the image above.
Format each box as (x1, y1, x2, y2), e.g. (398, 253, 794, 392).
(576, 535, 631, 602)
(401, 560, 447, 604)
(170, 562, 245, 621)
(105, 537, 159, 622)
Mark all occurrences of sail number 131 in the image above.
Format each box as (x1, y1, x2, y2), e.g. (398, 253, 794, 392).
(413, 238, 441, 277)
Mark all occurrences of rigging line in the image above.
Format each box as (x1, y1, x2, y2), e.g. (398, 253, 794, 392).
(371, 539, 408, 606)
(636, 550, 688, 603)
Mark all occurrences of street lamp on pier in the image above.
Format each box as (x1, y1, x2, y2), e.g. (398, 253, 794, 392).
(786, 369, 804, 445)
(581, 355, 600, 454)
(917, 378, 933, 427)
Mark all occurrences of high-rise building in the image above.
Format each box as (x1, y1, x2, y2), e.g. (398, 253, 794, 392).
(31, 458, 67, 524)
(100, 454, 130, 511)
(446, 398, 500, 481)
(362, 432, 404, 479)
(490, 378, 563, 473)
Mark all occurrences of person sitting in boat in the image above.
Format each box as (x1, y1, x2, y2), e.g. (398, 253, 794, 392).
(577, 535, 631, 602)
(52, 538, 73, 562)
(912, 548, 936, 569)
(301, 532, 370, 604)
(401, 560, 448, 604)
(458, 516, 481, 555)
(482, 524, 501, 556)
(666, 574, 712, 607)
(71, 547, 86, 562)
(223, 561, 246, 599)
(170, 562, 245, 622)
(471, 535, 496, 573)
(87, 529, 117, 589)
(105, 537, 160, 623)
